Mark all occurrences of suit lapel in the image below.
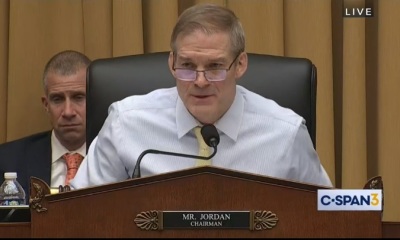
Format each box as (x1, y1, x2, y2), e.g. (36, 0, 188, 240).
(26, 132, 52, 187)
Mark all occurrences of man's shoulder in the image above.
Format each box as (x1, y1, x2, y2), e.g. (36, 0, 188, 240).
(0, 131, 52, 150)
(238, 86, 304, 127)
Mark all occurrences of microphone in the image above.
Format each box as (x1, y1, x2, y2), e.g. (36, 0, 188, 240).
(201, 124, 220, 148)
(132, 124, 220, 179)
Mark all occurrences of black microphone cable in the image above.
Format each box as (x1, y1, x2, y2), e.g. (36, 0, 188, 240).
(132, 124, 219, 179)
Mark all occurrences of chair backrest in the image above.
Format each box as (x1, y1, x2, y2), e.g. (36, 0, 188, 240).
(86, 52, 317, 149)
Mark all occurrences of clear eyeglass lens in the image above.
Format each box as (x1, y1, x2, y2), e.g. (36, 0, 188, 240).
(205, 70, 226, 81)
(175, 69, 226, 82)
(175, 69, 196, 81)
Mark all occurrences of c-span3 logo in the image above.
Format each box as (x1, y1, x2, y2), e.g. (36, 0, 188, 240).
(317, 189, 382, 211)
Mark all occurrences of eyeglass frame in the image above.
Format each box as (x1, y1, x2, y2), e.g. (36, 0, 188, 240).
(172, 52, 242, 82)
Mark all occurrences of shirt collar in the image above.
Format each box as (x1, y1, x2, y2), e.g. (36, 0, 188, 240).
(214, 90, 244, 141)
(175, 86, 244, 142)
(176, 97, 198, 139)
(51, 130, 86, 163)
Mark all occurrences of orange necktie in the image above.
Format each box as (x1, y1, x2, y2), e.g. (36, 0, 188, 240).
(63, 153, 84, 185)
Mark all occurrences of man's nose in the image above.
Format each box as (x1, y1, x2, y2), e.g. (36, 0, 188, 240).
(194, 71, 210, 88)
(62, 99, 76, 117)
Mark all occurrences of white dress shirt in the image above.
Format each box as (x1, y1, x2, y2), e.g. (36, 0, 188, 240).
(51, 130, 86, 187)
(71, 86, 332, 189)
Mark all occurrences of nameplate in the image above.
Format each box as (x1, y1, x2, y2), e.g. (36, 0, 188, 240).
(134, 210, 278, 231)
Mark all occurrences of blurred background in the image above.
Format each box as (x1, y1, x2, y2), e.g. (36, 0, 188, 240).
(0, 0, 398, 221)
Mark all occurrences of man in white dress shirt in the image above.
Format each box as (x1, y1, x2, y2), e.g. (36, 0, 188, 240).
(71, 4, 332, 189)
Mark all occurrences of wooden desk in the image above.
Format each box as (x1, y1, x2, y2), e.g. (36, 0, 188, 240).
(0, 222, 30, 238)
(1, 221, 399, 238)
(383, 222, 400, 238)
(0, 173, 397, 238)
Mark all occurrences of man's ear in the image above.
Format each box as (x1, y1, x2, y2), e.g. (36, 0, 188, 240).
(168, 51, 175, 76)
(41, 96, 49, 112)
(235, 52, 248, 81)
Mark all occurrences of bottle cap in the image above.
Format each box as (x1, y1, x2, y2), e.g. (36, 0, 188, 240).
(4, 172, 17, 179)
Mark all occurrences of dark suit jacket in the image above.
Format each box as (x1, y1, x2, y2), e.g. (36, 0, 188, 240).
(0, 131, 52, 197)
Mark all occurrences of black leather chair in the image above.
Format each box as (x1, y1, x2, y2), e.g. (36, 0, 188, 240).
(86, 52, 317, 149)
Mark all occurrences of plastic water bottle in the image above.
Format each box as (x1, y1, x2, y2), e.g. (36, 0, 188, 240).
(0, 172, 26, 206)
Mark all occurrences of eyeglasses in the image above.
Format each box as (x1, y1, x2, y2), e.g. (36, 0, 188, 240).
(172, 53, 241, 82)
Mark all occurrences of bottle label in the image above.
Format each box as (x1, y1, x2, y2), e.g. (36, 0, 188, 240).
(0, 199, 25, 206)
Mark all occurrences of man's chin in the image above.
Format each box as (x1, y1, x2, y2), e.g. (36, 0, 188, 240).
(57, 128, 84, 139)
(191, 110, 217, 124)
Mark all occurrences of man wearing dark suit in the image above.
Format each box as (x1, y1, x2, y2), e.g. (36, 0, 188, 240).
(0, 50, 91, 196)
